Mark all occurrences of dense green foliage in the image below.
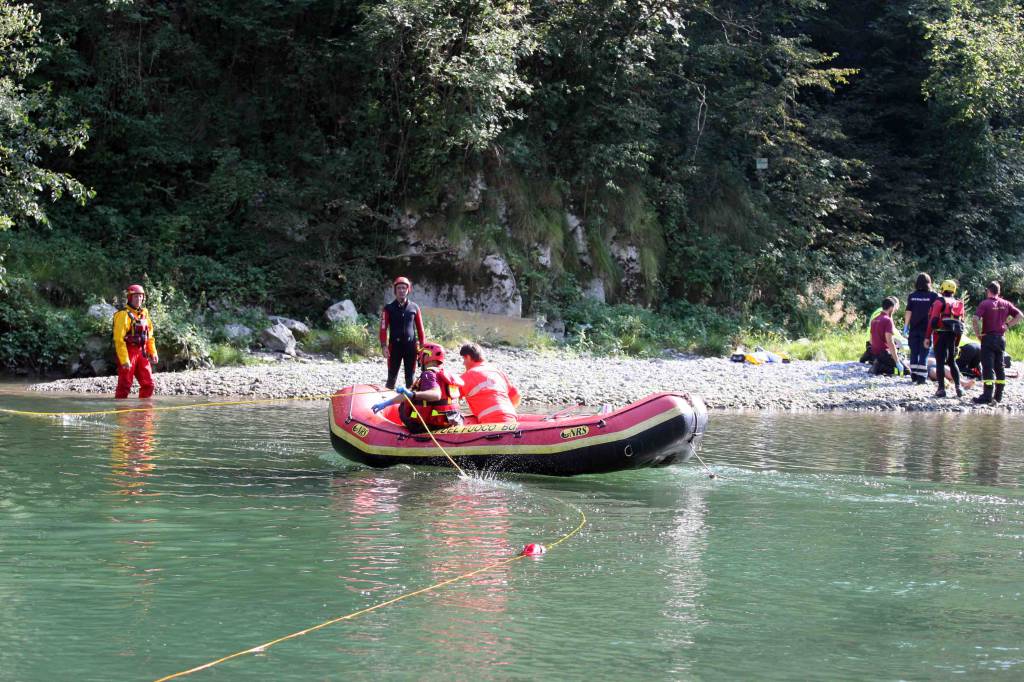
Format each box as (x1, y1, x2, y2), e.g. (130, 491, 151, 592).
(1, 0, 1023, 370)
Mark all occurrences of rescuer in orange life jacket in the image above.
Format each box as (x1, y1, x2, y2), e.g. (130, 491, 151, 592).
(371, 342, 463, 433)
(112, 284, 159, 399)
(458, 342, 521, 423)
(924, 279, 966, 398)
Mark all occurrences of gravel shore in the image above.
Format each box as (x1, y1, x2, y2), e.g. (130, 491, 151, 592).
(27, 347, 1021, 413)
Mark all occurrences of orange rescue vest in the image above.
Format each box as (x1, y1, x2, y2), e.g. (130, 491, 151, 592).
(461, 364, 518, 423)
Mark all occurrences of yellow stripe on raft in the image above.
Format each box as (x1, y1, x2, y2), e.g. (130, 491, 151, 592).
(329, 404, 687, 458)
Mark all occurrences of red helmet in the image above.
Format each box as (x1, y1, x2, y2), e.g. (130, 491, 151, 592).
(418, 342, 445, 366)
(125, 284, 145, 296)
(393, 276, 412, 292)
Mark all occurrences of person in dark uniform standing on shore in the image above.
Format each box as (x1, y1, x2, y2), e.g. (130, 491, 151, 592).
(379, 276, 426, 389)
(924, 279, 966, 398)
(972, 281, 1022, 405)
(904, 273, 939, 384)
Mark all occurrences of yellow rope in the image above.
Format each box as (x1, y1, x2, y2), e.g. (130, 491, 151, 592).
(6, 380, 588, 682)
(153, 498, 586, 681)
(0, 389, 385, 418)
(400, 392, 468, 477)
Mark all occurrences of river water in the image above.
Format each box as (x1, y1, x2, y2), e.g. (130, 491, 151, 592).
(1, 391, 1022, 680)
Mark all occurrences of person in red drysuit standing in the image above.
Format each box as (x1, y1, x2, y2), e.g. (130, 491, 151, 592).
(112, 284, 159, 399)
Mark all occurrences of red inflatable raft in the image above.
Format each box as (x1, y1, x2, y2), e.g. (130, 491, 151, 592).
(329, 384, 708, 476)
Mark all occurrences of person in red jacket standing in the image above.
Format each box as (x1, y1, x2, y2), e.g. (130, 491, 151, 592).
(112, 284, 159, 399)
(924, 279, 966, 398)
(458, 343, 521, 423)
(379, 276, 426, 389)
(972, 281, 1022, 404)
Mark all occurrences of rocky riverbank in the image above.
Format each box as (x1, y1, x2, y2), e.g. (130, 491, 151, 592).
(26, 347, 1020, 413)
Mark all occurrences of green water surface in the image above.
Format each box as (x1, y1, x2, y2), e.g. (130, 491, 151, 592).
(1, 391, 1022, 680)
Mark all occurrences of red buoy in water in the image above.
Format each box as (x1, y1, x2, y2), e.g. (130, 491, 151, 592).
(521, 543, 546, 557)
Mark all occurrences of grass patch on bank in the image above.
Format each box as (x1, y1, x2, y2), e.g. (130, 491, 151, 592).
(305, 320, 377, 359)
(556, 300, 739, 357)
(743, 327, 1024, 363)
(742, 330, 868, 362)
(1006, 327, 1024, 360)
(209, 343, 262, 367)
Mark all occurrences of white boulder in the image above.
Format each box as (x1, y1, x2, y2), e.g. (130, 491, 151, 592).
(259, 323, 297, 356)
(325, 300, 359, 325)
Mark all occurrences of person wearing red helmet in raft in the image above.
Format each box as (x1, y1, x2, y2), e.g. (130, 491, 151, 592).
(112, 284, 159, 399)
(371, 342, 463, 433)
(379, 276, 426, 390)
(458, 343, 521, 423)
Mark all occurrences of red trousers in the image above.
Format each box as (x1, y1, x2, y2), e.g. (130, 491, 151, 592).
(116, 345, 154, 399)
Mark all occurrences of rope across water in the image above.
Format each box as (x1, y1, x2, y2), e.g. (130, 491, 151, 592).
(0, 387, 590, 680)
(153, 497, 586, 681)
(0, 389, 382, 418)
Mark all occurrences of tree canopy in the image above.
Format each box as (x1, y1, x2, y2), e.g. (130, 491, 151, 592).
(2, 0, 1023, 329)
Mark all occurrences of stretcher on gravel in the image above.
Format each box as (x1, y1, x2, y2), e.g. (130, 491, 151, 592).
(329, 383, 708, 476)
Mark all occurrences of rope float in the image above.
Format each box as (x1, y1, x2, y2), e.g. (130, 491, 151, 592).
(153, 497, 586, 681)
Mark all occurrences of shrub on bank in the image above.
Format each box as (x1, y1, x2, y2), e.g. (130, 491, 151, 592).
(209, 343, 262, 367)
(0, 277, 84, 372)
(142, 284, 212, 370)
(305, 318, 376, 359)
(559, 299, 741, 357)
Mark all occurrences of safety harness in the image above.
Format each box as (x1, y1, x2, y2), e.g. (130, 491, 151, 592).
(400, 369, 463, 429)
(124, 308, 151, 347)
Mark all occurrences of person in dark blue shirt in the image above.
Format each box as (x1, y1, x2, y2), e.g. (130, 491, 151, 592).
(904, 272, 939, 384)
(378, 276, 426, 389)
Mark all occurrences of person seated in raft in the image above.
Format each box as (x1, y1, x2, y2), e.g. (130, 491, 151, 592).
(860, 296, 902, 364)
(370, 342, 464, 433)
(458, 342, 521, 424)
(869, 297, 908, 376)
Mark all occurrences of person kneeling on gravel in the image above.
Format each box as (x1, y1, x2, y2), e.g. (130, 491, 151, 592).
(869, 298, 906, 376)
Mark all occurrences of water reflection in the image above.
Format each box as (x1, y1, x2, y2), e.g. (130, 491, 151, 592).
(416, 480, 514, 671)
(705, 413, 1024, 488)
(108, 408, 160, 498)
(331, 474, 403, 597)
(661, 484, 711, 678)
(328, 472, 517, 670)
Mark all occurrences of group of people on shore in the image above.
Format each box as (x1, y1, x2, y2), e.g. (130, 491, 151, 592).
(867, 274, 1022, 404)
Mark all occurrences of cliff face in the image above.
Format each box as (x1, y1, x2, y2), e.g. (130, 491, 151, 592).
(384, 175, 660, 316)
